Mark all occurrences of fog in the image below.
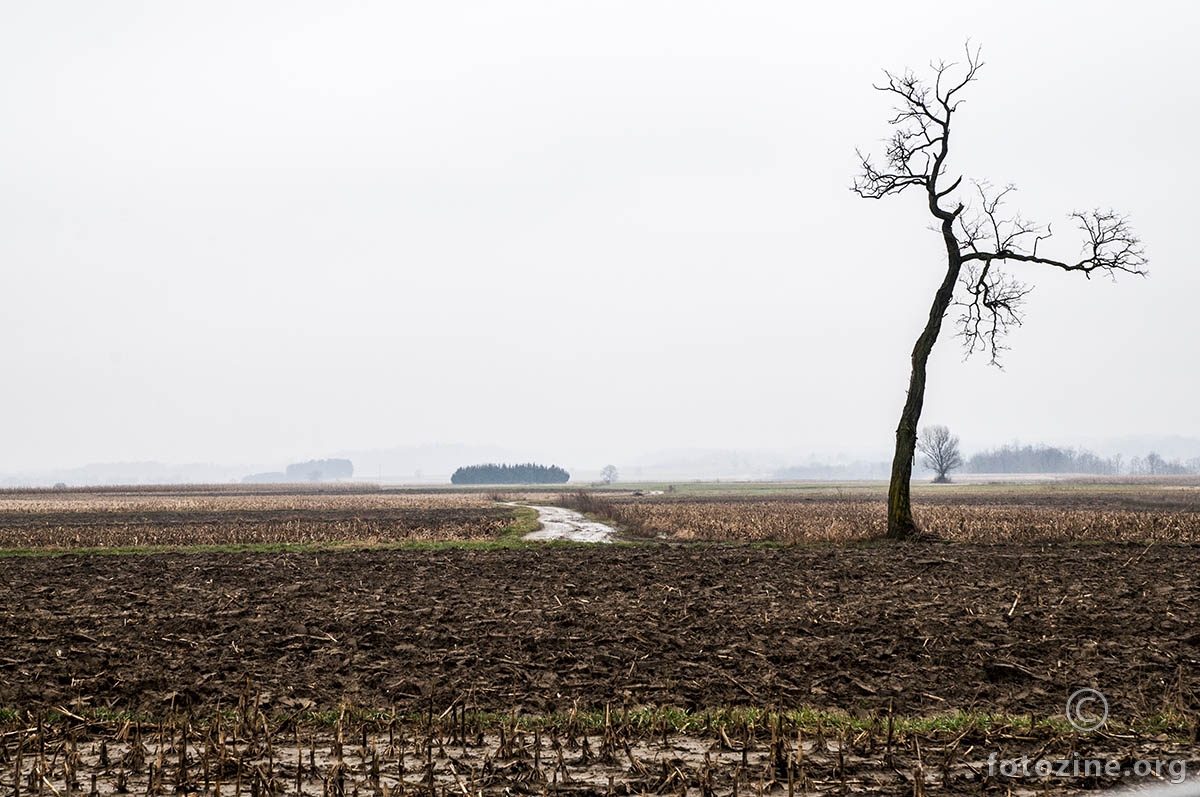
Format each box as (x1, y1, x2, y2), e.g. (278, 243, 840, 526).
(3, 1, 1197, 481)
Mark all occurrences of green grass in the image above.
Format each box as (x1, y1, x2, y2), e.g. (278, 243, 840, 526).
(497, 504, 540, 539)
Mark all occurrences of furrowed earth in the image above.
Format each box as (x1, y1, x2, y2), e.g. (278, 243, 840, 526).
(3, 543, 1198, 719)
(1, 485, 1198, 794)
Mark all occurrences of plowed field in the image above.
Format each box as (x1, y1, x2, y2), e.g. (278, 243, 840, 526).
(3, 544, 1196, 720)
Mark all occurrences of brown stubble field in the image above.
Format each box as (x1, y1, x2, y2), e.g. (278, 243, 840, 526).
(0, 488, 515, 549)
(1, 481, 1198, 794)
(565, 479, 1200, 543)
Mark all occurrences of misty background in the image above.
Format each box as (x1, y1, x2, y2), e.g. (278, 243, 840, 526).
(3, 1, 1197, 486)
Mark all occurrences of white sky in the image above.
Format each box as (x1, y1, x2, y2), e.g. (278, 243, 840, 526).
(2, 0, 1196, 471)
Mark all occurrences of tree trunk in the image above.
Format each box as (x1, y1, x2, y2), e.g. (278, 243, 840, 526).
(887, 226, 963, 540)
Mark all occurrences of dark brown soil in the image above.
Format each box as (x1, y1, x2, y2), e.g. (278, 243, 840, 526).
(3, 543, 1198, 723)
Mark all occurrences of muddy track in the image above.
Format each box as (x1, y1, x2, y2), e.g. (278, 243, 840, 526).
(521, 504, 618, 542)
(2, 544, 1198, 721)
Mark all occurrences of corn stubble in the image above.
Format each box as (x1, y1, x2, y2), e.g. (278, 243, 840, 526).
(5, 694, 1180, 795)
(0, 493, 496, 515)
(0, 493, 510, 550)
(569, 495, 1200, 544)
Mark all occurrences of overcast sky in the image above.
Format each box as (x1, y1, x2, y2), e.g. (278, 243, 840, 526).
(2, 0, 1196, 472)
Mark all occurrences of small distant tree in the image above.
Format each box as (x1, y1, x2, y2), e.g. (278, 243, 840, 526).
(917, 425, 962, 483)
(600, 465, 619, 484)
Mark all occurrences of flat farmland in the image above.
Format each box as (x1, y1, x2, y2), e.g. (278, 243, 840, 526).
(568, 480, 1200, 543)
(1, 482, 1198, 794)
(0, 488, 520, 550)
(4, 542, 1199, 717)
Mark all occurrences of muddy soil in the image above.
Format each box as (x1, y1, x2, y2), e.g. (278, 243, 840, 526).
(5, 725, 1195, 796)
(2, 544, 1198, 724)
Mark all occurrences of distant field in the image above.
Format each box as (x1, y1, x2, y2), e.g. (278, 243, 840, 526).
(3, 479, 1199, 551)
(0, 488, 526, 551)
(562, 478, 1200, 544)
(577, 476, 1200, 506)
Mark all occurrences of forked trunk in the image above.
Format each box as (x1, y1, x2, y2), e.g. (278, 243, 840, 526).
(887, 223, 963, 540)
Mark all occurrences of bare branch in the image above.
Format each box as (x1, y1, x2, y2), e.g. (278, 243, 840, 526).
(954, 183, 1148, 363)
(1068, 210, 1150, 278)
(955, 261, 1033, 365)
(851, 48, 983, 215)
(852, 150, 927, 199)
(961, 205, 1148, 277)
(939, 42, 983, 114)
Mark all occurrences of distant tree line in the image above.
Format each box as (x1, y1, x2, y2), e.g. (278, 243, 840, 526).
(966, 444, 1200, 476)
(286, 458, 354, 481)
(450, 463, 570, 485)
(1128, 453, 1200, 476)
(966, 444, 1121, 475)
(243, 458, 354, 483)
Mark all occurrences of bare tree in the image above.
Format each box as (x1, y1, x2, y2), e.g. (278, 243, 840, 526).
(917, 425, 962, 483)
(854, 45, 1147, 539)
(600, 464, 619, 484)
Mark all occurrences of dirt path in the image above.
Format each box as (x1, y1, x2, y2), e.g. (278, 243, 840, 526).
(521, 503, 618, 542)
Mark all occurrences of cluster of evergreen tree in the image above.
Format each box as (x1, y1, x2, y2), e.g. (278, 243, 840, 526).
(450, 463, 570, 485)
(965, 444, 1120, 474)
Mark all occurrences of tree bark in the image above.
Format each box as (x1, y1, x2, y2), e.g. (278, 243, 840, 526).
(887, 220, 962, 539)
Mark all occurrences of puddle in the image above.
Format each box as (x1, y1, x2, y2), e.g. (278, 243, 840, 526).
(10, 726, 1167, 796)
(0, 730, 938, 796)
(519, 504, 618, 543)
